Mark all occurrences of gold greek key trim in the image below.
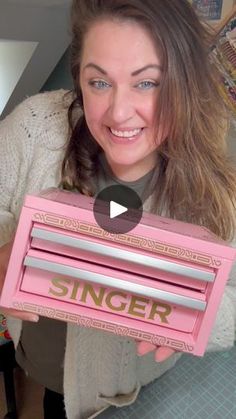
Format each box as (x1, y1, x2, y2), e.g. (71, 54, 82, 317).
(33, 212, 221, 267)
(12, 301, 194, 353)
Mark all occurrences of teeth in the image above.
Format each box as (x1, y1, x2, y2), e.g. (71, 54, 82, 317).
(110, 128, 141, 138)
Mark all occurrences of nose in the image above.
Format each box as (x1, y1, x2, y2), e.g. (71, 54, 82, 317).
(108, 87, 134, 124)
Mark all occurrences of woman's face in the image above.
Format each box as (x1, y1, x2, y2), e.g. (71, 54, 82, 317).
(80, 19, 163, 181)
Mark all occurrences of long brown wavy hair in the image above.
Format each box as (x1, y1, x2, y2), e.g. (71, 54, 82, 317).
(61, 0, 236, 241)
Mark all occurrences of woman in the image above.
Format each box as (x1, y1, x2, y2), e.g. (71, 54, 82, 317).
(0, 1, 235, 418)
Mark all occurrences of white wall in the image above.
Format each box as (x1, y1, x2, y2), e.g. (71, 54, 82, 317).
(0, 1, 71, 119)
(0, 40, 38, 115)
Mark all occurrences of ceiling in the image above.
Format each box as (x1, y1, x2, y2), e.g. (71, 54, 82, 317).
(0, 0, 71, 118)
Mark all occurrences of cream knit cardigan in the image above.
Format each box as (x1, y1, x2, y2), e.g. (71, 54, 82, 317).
(0, 90, 235, 419)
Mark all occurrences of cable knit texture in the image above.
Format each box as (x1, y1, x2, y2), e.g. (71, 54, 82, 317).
(0, 90, 235, 419)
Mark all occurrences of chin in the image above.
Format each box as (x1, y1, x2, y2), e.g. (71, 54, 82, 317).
(110, 157, 139, 166)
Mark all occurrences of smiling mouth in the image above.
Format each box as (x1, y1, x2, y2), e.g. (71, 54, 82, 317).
(109, 128, 142, 138)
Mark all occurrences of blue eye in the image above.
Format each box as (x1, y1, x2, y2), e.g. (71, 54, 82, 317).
(136, 81, 158, 90)
(89, 80, 111, 89)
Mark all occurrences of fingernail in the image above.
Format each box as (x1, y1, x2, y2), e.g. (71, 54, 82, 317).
(136, 343, 143, 356)
(137, 342, 149, 356)
(29, 316, 39, 322)
(155, 352, 165, 362)
(137, 341, 156, 356)
(155, 348, 175, 362)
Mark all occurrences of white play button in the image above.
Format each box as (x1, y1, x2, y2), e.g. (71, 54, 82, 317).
(110, 201, 127, 219)
(93, 185, 143, 234)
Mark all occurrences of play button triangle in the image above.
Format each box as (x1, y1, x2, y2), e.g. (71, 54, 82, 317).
(93, 185, 143, 234)
(110, 201, 127, 219)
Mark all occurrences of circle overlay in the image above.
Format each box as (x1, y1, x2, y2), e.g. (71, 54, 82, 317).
(93, 185, 143, 234)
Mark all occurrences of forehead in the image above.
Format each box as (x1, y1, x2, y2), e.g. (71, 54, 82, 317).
(81, 19, 161, 71)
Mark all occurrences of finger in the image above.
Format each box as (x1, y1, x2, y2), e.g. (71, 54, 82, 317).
(136, 341, 157, 356)
(2, 308, 39, 322)
(155, 346, 176, 362)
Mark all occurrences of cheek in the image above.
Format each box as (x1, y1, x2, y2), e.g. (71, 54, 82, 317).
(83, 95, 107, 130)
(140, 95, 157, 124)
(83, 103, 103, 131)
(142, 96, 165, 144)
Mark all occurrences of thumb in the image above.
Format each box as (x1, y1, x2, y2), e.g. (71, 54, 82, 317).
(155, 346, 176, 362)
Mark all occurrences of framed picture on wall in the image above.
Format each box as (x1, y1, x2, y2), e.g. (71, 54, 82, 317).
(192, 0, 223, 20)
(190, 0, 235, 24)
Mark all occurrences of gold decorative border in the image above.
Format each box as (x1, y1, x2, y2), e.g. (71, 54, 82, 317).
(13, 301, 194, 353)
(33, 212, 221, 268)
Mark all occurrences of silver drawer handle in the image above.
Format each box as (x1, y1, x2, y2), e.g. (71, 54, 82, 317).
(31, 228, 215, 283)
(31, 227, 215, 282)
(24, 255, 207, 311)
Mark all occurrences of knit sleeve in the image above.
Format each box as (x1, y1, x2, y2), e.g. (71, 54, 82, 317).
(0, 90, 70, 247)
(0, 104, 27, 246)
(206, 238, 236, 352)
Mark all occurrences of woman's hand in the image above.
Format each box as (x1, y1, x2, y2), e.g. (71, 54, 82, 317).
(0, 241, 39, 322)
(136, 341, 176, 362)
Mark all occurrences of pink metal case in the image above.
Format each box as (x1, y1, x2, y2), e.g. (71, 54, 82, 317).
(1, 188, 235, 356)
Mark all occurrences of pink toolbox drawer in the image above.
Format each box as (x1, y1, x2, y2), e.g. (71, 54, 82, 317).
(31, 223, 211, 292)
(0, 188, 235, 356)
(21, 249, 205, 333)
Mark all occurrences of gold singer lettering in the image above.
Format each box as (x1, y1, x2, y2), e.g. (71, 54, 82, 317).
(48, 277, 172, 324)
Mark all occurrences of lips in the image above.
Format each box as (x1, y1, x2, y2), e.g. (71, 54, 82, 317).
(110, 127, 142, 138)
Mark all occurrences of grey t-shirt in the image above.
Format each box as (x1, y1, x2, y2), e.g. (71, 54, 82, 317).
(16, 153, 154, 393)
(97, 152, 154, 202)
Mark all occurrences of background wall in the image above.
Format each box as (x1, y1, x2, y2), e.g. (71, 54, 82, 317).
(0, 1, 71, 119)
(41, 48, 73, 92)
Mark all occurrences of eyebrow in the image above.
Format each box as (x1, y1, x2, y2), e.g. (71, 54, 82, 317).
(132, 64, 162, 76)
(83, 63, 162, 76)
